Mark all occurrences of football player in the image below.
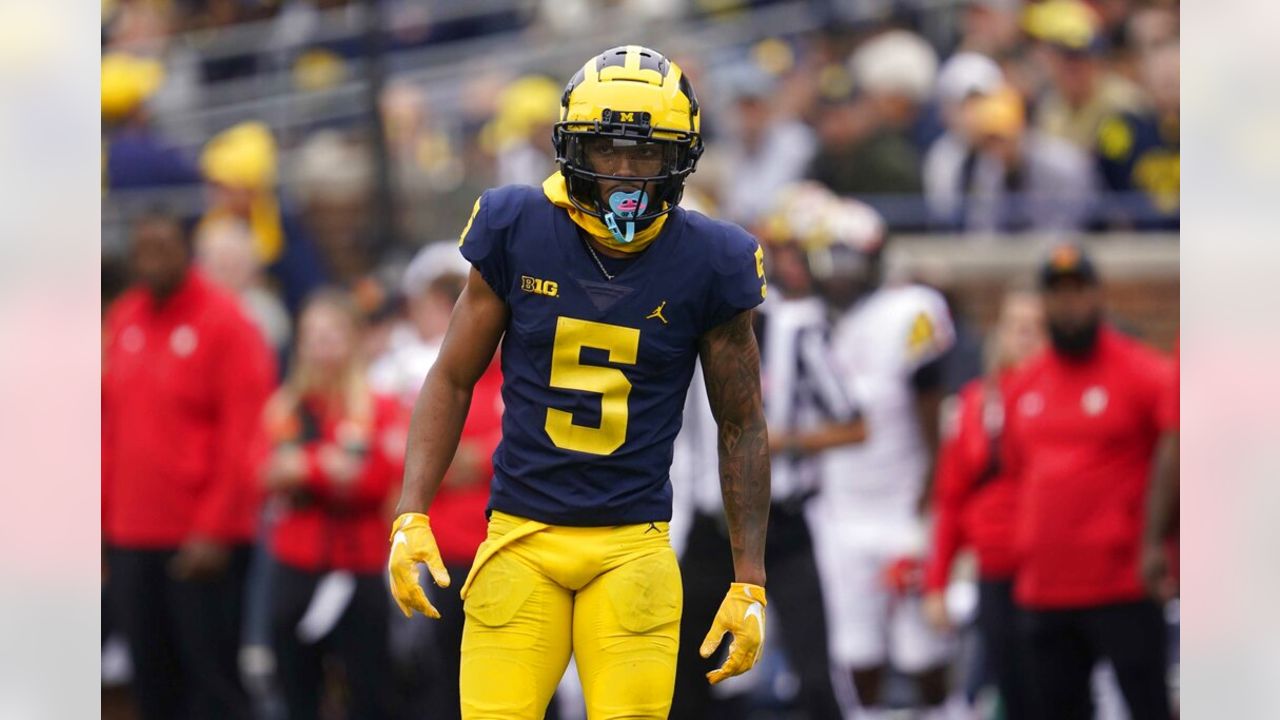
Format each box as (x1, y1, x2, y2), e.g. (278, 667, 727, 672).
(806, 197, 958, 719)
(387, 46, 771, 719)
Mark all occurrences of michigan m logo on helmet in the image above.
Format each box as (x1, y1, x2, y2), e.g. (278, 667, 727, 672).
(552, 46, 703, 242)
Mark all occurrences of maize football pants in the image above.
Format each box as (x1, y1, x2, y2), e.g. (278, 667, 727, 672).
(459, 510, 682, 719)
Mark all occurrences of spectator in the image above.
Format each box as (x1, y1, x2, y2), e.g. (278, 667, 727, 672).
(291, 130, 375, 285)
(368, 242, 469, 406)
(808, 30, 937, 203)
(922, 51, 1004, 228)
(714, 62, 817, 228)
(923, 287, 1047, 720)
(102, 53, 201, 192)
(1095, 40, 1179, 229)
(103, 211, 276, 720)
(255, 289, 404, 720)
(198, 121, 330, 315)
(380, 81, 484, 245)
(484, 75, 563, 187)
(1024, 0, 1147, 151)
(850, 29, 941, 153)
(368, 242, 501, 718)
(1004, 244, 1175, 720)
(943, 84, 1096, 232)
(955, 0, 1024, 60)
(195, 216, 292, 355)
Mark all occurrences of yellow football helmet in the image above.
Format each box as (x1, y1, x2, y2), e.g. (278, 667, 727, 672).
(553, 45, 703, 241)
(759, 182, 887, 306)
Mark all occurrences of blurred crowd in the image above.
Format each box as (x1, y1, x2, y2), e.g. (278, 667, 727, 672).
(102, 1, 1179, 719)
(102, 0, 1180, 249)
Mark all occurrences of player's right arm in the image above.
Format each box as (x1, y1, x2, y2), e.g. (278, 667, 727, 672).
(389, 267, 508, 618)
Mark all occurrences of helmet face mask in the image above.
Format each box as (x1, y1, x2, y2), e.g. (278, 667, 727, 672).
(810, 243, 883, 311)
(553, 46, 703, 240)
(758, 182, 888, 309)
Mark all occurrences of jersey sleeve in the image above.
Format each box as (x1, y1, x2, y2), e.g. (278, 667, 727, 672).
(457, 191, 511, 301)
(901, 286, 956, 373)
(703, 224, 768, 333)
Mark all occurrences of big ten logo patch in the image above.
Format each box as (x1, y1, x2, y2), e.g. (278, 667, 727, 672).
(521, 275, 560, 298)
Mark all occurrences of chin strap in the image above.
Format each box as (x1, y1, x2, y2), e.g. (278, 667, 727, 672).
(603, 213, 636, 244)
(541, 173, 667, 254)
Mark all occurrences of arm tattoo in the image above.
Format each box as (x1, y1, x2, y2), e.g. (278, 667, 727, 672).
(700, 310, 770, 584)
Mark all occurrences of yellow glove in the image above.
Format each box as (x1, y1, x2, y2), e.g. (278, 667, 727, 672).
(388, 513, 451, 619)
(699, 582, 767, 684)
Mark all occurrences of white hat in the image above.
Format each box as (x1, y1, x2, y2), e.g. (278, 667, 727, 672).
(401, 241, 470, 299)
(935, 52, 1004, 106)
(849, 30, 939, 104)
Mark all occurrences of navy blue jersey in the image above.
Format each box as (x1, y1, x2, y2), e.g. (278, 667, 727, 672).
(459, 185, 766, 525)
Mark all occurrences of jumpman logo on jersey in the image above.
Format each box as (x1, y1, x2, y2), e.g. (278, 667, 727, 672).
(646, 301, 669, 325)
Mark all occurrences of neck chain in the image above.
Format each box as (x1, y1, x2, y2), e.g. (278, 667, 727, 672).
(581, 236, 616, 281)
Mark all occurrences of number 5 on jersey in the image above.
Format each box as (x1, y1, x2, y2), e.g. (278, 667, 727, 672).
(755, 244, 767, 299)
(545, 317, 640, 456)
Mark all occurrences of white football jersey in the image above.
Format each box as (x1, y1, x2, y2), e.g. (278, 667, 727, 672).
(820, 283, 955, 519)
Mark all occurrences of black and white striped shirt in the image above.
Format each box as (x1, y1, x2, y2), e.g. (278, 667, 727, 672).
(672, 297, 859, 515)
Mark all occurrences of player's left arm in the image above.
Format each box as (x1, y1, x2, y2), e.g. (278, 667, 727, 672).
(697, 308, 771, 684)
(907, 293, 955, 515)
(912, 358, 946, 515)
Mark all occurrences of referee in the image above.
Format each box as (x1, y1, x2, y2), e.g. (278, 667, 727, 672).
(670, 190, 865, 720)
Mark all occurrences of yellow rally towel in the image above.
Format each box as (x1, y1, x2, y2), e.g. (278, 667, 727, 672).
(541, 173, 666, 254)
(200, 122, 285, 264)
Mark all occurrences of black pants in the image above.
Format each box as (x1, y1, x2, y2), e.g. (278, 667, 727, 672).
(107, 545, 252, 720)
(671, 503, 842, 720)
(423, 560, 471, 720)
(270, 562, 395, 720)
(1020, 599, 1171, 720)
(976, 579, 1034, 720)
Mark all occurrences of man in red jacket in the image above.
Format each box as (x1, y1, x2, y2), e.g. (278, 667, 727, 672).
(1003, 244, 1175, 720)
(103, 212, 276, 720)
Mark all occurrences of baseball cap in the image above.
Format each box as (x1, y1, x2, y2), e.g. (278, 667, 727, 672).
(848, 29, 939, 104)
(935, 52, 1003, 107)
(1039, 243, 1099, 288)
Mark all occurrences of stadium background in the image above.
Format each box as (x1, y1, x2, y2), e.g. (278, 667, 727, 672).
(101, 0, 1178, 717)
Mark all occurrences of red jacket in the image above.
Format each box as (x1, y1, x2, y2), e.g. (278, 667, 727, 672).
(925, 374, 1020, 592)
(102, 270, 276, 547)
(1003, 326, 1175, 608)
(259, 392, 407, 574)
(429, 359, 503, 566)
